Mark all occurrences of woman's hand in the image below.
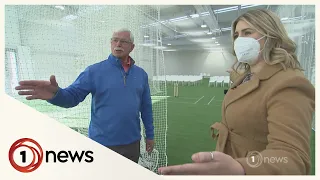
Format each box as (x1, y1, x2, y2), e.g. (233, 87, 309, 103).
(158, 151, 245, 175)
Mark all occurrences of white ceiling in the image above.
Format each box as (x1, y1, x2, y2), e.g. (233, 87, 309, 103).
(152, 5, 271, 53)
(154, 5, 316, 53)
(13, 5, 314, 54)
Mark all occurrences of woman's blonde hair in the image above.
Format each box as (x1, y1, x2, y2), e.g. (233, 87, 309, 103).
(231, 9, 303, 73)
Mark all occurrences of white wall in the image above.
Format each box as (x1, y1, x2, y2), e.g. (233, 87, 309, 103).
(164, 50, 236, 76)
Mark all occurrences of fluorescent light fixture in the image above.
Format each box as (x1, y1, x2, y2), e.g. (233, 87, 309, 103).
(169, 16, 189, 22)
(190, 38, 213, 43)
(201, 24, 207, 28)
(163, 49, 177, 51)
(241, 5, 261, 9)
(141, 5, 264, 29)
(213, 5, 262, 14)
(221, 27, 232, 31)
(180, 31, 205, 36)
(213, 28, 222, 33)
(207, 31, 213, 35)
(55, 5, 65, 10)
(141, 11, 210, 28)
(291, 16, 304, 20)
(146, 22, 158, 27)
(167, 43, 171, 45)
(175, 34, 188, 38)
(200, 12, 210, 16)
(163, 34, 187, 40)
(62, 14, 78, 21)
(190, 14, 199, 18)
(214, 6, 238, 14)
(281, 16, 306, 22)
(144, 35, 149, 38)
(212, 37, 216, 39)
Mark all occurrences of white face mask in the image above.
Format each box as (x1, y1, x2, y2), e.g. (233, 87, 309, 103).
(234, 36, 265, 65)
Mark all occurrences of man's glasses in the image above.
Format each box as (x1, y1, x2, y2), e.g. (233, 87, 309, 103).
(111, 38, 132, 45)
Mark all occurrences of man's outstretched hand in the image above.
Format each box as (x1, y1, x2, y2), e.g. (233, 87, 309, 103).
(15, 75, 59, 100)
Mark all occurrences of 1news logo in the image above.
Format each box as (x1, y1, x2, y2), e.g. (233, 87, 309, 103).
(9, 138, 94, 173)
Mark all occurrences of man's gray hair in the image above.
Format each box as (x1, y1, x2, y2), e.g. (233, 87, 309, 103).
(113, 28, 134, 43)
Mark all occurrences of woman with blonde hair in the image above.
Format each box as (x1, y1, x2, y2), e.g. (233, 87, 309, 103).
(158, 9, 315, 175)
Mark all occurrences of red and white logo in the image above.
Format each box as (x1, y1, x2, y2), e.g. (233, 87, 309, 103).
(8, 138, 43, 173)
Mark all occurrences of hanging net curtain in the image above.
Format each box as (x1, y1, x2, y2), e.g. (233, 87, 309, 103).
(269, 5, 315, 131)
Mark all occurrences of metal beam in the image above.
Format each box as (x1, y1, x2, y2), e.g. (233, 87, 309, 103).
(193, 5, 221, 36)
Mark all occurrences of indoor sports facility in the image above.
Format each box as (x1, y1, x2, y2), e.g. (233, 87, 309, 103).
(5, 5, 315, 174)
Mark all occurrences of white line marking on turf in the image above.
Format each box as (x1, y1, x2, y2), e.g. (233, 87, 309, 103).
(167, 101, 195, 105)
(167, 100, 222, 106)
(207, 96, 215, 105)
(178, 97, 200, 100)
(194, 96, 204, 104)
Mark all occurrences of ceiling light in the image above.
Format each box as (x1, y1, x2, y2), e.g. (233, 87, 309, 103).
(207, 30, 213, 35)
(221, 27, 232, 31)
(169, 16, 189, 22)
(140, 5, 265, 29)
(201, 24, 207, 28)
(214, 6, 238, 14)
(180, 31, 205, 36)
(144, 35, 149, 38)
(167, 43, 171, 46)
(141, 11, 211, 28)
(241, 5, 261, 9)
(211, 37, 216, 39)
(213, 5, 262, 14)
(190, 14, 199, 18)
(281, 16, 305, 22)
(200, 12, 210, 17)
(55, 5, 65, 10)
(213, 28, 222, 33)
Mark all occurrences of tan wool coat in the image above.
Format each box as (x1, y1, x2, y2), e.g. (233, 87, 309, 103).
(211, 63, 315, 175)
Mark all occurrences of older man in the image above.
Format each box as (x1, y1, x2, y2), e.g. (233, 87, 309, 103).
(15, 28, 155, 163)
